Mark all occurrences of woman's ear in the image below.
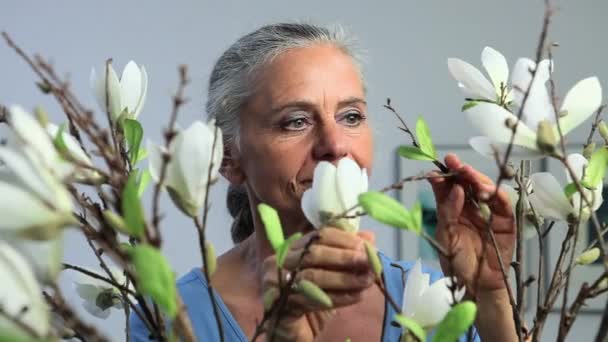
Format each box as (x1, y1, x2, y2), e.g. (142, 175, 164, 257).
(220, 145, 246, 185)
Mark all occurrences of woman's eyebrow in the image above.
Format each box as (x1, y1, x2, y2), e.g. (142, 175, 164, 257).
(337, 97, 367, 109)
(269, 100, 316, 115)
(270, 97, 367, 115)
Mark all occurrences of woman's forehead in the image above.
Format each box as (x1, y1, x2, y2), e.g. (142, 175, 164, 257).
(251, 44, 366, 108)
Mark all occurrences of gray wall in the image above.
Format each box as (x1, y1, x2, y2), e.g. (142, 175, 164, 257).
(2, 1, 605, 340)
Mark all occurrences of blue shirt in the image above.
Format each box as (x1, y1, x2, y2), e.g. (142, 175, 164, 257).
(130, 253, 479, 341)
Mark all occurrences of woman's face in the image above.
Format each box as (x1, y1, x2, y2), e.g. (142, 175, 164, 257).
(230, 44, 373, 225)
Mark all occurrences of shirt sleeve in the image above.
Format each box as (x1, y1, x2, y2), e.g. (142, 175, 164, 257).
(129, 309, 155, 341)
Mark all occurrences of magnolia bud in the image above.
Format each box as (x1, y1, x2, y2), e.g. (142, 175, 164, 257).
(583, 143, 596, 159)
(296, 279, 333, 309)
(536, 120, 557, 154)
(502, 165, 516, 180)
(262, 288, 279, 311)
(34, 106, 49, 128)
(103, 210, 127, 234)
(364, 241, 383, 278)
(204, 241, 217, 276)
(479, 203, 492, 223)
(505, 118, 517, 130)
(576, 247, 601, 265)
(599, 121, 608, 142)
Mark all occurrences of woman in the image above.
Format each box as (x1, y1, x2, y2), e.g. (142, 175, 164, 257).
(131, 23, 518, 341)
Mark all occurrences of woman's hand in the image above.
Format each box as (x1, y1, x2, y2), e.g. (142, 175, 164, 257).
(260, 227, 375, 341)
(429, 153, 516, 295)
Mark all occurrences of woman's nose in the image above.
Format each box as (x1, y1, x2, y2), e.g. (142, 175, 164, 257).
(312, 122, 349, 162)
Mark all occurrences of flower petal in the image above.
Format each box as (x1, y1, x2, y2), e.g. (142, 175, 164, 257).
(465, 103, 538, 150)
(147, 140, 163, 183)
(447, 58, 496, 101)
(301, 189, 321, 228)
(0, 181, 66, 234)
(470, 136, 543, 160)
(7, 235, 64, 283)
(82, 300, 111, 319)
(511, 58, 555, 129)
(9, 105, 59, 167)
(402, 259, 430, 317)
(413, 277, 454, 328)
(46, 123, 92, 166)
(0, 147, 56, 204)
(120, 61, 143, 117)
(0, 241, 49, 335)
(133, 65, 148, 119)
(558, 77, 602, 135)
(336, 158, 364, 211)
(177, 121, 213, 207)
(75, 283, 102, 301)
(481, 47, 509, 94)
(90, 64, 122, 119)
(313, 162, 342, 221)
(528, 172, 572, 221)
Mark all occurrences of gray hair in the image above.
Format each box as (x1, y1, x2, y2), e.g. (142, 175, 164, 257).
(206, 22, 365, 243)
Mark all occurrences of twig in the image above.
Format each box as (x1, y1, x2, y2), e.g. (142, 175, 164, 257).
(44, 286, 110, 342)
(150, 65, 190, 246)
(585, 105, 606, 146)
(62, 263, 137, 297)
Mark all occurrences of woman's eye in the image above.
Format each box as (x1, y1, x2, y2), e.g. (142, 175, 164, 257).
(341, 112, 365, 127)
(282, 117, 309, 131)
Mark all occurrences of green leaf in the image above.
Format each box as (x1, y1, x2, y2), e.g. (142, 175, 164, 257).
(130, 246, 177, 318)
(137, 169, 152, 197)
(564, 183, 577, 198)
(277, 232, 302, 268)
(416, 117, 436, 159)
(394, 314, 426, 342)
(121, 172, 145, 238)
(411, 202, 422, 233)
(398, 146, 435, 161)
(583, 148, 608, 189)
(461, 101, 479, 111)
(122, 118, 144, 165)
(53, 123, 69, 156)
(135, 147, 149, 164)
(358, 192, 420, 234)
(432, 301, 477, 342)
(258, 203, 284, 251)
(103, 210, 128, 234)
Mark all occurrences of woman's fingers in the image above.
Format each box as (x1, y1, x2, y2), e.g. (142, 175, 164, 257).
(291, 227, 366, 250)
(282, 244, 370, 271)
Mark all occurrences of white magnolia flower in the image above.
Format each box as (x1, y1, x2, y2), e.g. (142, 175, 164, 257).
(448, 46, 511, 103)
(401, 259, 465, 329)
(301, 157, 369, 232)
(148, 120, 223, 217)
(501, 182, 538, 240)
(75, 268, 131, 319)
(464, 57, 602, 158)
(0, 106, 74, 239)
(90, 60, 148, 120)
(529, 153, 603, 222)
(0, 241, 50, 337)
